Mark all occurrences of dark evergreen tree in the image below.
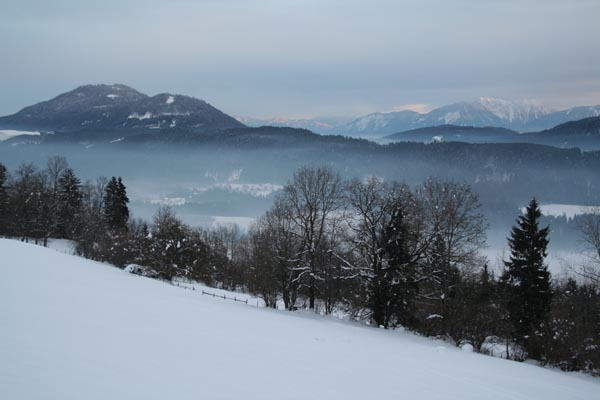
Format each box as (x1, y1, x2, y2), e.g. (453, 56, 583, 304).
(11, 163, 51, 243)
(545, 278, 600, 373)
(55, 168, 83, 238)
(379, 205, 421, 328)
(96, 177, 131, 267)
(502, 198, 552, 360)
(103, 177, 129, 231)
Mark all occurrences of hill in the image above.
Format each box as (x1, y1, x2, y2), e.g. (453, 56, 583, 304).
(535, 116, 600, 144)
(1, 239, 598, 399)
(383, 125, 520, 144)
(0, 84, 244, 133)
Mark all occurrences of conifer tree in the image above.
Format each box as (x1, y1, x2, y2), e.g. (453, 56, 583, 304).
(381, 205, 420, 328)
(56, 168, 83, 238)
(98, 177, 131, 267)
(502, 198, 552, 359)
(103, 177, 129, 231)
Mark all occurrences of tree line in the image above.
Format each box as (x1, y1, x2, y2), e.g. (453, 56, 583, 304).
(0, 159, 598, 374)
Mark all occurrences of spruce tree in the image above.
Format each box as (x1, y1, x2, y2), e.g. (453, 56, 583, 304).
(380, 205, 420, 328)
(502, 198, 552, 359)
(103, 177, 129, 231)
(99, 177, 131, 267)
(56, 168, 83, 238)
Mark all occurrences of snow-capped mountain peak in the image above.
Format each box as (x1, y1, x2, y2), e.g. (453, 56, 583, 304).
(477, 97, 554, 124)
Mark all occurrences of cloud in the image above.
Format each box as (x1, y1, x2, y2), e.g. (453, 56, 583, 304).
(0, 0, 599, 117)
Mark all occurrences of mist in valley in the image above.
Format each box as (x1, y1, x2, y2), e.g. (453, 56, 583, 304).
(2, 136, 598, 276)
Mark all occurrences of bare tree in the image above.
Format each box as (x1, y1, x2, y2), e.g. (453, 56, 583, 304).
(249, 198, 302, 309)
(46, 156, 69, 194)
(575, 206, 600, 284)
(343, 178, 436, 327)
(76, 177, 109, 258)
(279, 165, 344, 310)
(416, 179, 488, 335)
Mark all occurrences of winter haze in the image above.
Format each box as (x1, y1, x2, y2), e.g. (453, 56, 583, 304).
(1, 0, 600, 398)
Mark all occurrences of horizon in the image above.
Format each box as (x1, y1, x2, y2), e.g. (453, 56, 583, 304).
(1, 81, 599, 122)
(1, 0, 600, 119)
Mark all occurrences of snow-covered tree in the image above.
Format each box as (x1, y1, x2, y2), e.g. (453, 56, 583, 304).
(417, 179, 487, 336)
(344, 178, 420, 327)
(279, 166, 344, 310)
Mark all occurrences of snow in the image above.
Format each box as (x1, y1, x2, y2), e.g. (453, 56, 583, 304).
(348, 113, 391, 131)
(149, 196, 187, 206)
(166, 95, 175, 104)
(106, 94, 119, 99)
(522, 203, 591, 221)
(1, 238, 599, 400)
(443, 111, 461, 124)
(0, 130, 40, 141)
(46, 238, 76, 254)
(478, 97, 552, 124)
(189, 182, 283, 198)
(211, 215, 256, 230)
(481, 247, 590, 275)
(127, 112, 153, 120)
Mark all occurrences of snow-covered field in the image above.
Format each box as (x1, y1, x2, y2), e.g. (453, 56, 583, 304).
(1, 239, 598, 400)
(481, 247, 591, 275)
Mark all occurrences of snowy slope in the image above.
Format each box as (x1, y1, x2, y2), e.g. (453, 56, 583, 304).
(478, 97, 552, 126)
(1, 239, 598, 400)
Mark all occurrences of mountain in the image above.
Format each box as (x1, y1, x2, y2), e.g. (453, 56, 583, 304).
(335, 100, 522, 137)
(236, 115, 353, 134)
(334, 98, 600, 137)
(382, 125, 520, 144)
(380, 118, 600, 150)
(0, 84, 244, 133)
(542, 115, 600, 136)
(528, 116, 600, 148)
(3, 86, 600, 146)
(477, 97, 553, 129)
(3, 238, 598, 399)
(420, 101, 507, 128)
(530, 105, 600, 131)
(336, 110, 421, 136)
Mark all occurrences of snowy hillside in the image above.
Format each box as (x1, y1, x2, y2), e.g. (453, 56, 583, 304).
(478, 97, 552, 125)
(1, 239, 598, 400)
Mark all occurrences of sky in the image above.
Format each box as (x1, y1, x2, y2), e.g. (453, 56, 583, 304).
(1, 0, 599, 119)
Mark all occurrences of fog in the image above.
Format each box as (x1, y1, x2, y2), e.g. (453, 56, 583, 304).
(2, 136, 599, 276)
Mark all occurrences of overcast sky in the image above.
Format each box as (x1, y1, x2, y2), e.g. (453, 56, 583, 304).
(1, 0, 599, 118)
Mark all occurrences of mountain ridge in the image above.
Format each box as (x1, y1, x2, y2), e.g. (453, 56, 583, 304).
(242, 98, 599, 137)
